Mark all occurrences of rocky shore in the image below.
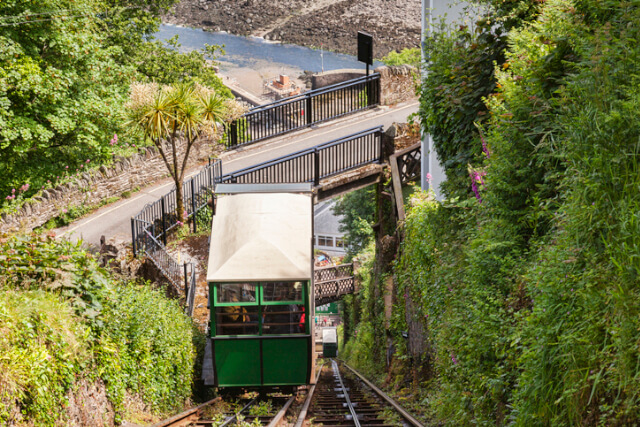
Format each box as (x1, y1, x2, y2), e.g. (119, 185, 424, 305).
(164, 0, 421, 57)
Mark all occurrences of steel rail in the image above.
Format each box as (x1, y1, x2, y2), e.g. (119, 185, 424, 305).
(219, 397, 257, 427)
(332, 359, 362, 427)
(150, 396, 221, 427)
(267, 394, 296, 427)
(294, 362, 326, 427)
(341, 361, 425, 427)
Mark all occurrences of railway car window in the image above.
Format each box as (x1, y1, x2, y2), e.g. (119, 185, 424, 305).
(216, 283, 257, 304)
(263, 304, 305, 335)
(214, 306, 260, 335)
(262, 281, 303, 303)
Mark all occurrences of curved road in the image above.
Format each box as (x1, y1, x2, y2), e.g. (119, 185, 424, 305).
(55, 101, 418, 247)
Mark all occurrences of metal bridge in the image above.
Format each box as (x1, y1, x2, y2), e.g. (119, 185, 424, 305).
(314, 264, 355, 306)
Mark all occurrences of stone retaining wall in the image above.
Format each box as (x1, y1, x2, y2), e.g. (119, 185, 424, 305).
(0, 138, 219, 234)
(311, 69, 366, 89)
(376, 65, 418, 106)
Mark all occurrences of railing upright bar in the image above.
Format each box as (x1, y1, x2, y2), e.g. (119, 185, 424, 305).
(161, 195, 167, 246)
(191, 179, 197, 233)
(183, 262, 188, 298)
(131, 217, 137, 256)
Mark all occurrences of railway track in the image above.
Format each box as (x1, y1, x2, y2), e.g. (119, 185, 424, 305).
(151, 394, 295, 427)
(297, 360, 424, 427)
(153, 361, 422, 427)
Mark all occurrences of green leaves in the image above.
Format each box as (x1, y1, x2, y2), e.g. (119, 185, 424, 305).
(0, 234, 199, 423)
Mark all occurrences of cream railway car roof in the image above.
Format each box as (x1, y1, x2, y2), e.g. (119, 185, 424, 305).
(206, 191, 313, 282)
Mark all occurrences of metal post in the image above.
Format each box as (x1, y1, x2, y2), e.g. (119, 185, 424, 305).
(314, 149, 320, 186)
(161, 195, 167, 246)
(230, 121, 238, 147)
(306, 95, 313, 126)
(183, 262, 188, 297)
(131, 217, 137, 257)
(379, 130, 385, 164)
(191, 179, 197, 233)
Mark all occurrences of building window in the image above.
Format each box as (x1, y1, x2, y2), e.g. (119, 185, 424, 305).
(318, 235, 334, 247)
(335, 238, 345, 248)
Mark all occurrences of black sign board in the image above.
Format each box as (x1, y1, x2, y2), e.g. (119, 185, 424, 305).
(357, 31, 373, 66)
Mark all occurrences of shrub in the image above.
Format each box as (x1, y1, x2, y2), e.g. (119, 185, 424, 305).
(0, 290, 89, 425)
(97, 283, 196, 420)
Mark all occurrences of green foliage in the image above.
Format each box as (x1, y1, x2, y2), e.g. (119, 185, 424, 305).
(0, 0, 137, 203)
(135, 35, 232, 98)
(382, 48, 420, 68)
(332, 187, 376, 260)
(341, 322, 378, 379)
(100, 0, 178, 62)
(0, 233, 111, 326)
(0, 0, 231, 210)
(0, 290, 89, 425)
(395, 0, 640, 424)
(340, 242, 385, 380)
(475, 0, 543, 30)
(419, 18, 506, 198)
(0, 233, 199, 423)
(97, 282, 196, 419)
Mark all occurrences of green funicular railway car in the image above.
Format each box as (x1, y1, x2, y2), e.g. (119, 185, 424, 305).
(204, 183, 317, 392)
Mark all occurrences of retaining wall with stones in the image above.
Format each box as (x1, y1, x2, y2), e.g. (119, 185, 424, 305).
(376, 65, 418, 106)
(0, 138, 219, 234)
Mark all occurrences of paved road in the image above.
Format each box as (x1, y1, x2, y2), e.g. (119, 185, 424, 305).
(55, 101, 418, 247)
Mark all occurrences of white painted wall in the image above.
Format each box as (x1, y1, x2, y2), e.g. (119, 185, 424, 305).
(421, 0, 477, 199)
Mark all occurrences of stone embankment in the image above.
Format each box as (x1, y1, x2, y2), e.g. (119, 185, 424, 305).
(164, 0, 420, 57)
(0, 138, 221, 234)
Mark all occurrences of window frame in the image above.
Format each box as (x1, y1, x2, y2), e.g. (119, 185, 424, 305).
(210, 281, 309, 337)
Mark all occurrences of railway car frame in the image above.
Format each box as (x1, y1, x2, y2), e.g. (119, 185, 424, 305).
(204, 183, 316, 391)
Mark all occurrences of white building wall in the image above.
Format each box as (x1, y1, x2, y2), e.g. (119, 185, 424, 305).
(421, 0, 477, 199)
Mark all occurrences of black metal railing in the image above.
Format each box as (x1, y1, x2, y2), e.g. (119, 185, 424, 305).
(141, 224, 186, 288)
(222, 127, 384, 185)
(225, 74, 380, 149)
(132, 159, 222, 256)
(314, 263, 355, 306)
(139, 225, 197, 315)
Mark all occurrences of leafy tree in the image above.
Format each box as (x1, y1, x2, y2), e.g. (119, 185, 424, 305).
(381, 47, 421, 68)
(99, 0, 179, 61)
(332, 186, 376, 260)
(0, 0, 135, 202)
(420, 18, 506, 198)
(135, 35, 232, 98)
(126, 83, 230, 223)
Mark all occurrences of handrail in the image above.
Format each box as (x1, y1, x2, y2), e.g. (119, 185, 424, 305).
(225, 74, 381, 149)
(248, 73, 381, 112)
(221, 127, 383, 185)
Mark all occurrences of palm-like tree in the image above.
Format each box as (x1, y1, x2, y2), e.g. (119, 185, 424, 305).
(127, 83, 227, 227)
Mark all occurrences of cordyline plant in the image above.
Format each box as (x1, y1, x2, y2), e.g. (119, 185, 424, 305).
(125, 82, 244, 225)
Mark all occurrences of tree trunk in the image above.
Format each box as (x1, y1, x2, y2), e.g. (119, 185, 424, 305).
(175, 178, 185, 226)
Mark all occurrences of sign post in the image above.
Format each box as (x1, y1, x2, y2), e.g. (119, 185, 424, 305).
(357, 31, 374, 108)
(357, 31, 373, 76)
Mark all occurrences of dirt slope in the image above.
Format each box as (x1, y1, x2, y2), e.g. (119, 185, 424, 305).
(165, 0, 421, 57)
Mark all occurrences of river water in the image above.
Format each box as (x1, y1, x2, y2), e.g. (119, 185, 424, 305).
(156, 24, 382, 84)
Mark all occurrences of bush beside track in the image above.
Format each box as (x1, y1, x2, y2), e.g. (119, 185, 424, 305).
(0, 233, 202, 425)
